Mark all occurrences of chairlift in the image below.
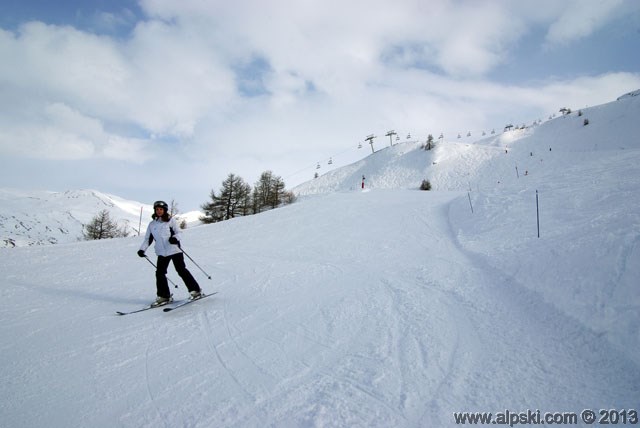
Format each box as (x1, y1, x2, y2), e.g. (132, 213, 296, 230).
(467, 131, 471, 137)
(316, 163, 320, 169)
(406, 133, 411, 139)
(358, 142, 362, 149)
(438, 133, 444, 139)
(396, 135, 400, 141)
(457, 134, 461, 139)
(328, 157, 333, 165)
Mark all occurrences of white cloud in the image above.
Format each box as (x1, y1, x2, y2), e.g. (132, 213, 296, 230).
(545, 0, 626, 46)
(1, 0, 639, 208)
(0, 102, 153, 162)
(91, 8, 138, 33)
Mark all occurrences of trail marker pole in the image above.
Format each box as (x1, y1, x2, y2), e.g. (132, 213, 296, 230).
(536, 190, 540, 238)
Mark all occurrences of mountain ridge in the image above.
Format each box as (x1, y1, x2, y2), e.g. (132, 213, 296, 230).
(3, 90, 639, 247)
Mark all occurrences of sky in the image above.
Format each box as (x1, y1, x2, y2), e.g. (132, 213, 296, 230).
(1, 0, 639, 211)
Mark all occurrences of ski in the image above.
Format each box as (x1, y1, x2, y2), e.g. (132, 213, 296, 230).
(163, 292, 218, 312)
(116, 299, 180, 316)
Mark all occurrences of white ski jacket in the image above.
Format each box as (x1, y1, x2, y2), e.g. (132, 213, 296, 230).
(139, 216, 182, 257)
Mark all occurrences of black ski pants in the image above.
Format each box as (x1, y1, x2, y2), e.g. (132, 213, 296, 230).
(156, 253, 200, 298)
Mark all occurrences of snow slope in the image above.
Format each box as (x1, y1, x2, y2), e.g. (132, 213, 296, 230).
(0, 189, 150, 247)
(296, 93, 640, 367)
(0, 189, 203, 248)
(295, 91, 640, 196)
(1, 92, 639, 427)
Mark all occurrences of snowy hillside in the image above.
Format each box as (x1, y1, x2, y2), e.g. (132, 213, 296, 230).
(0, 189, 203, 248)
(1, 92, 639, 427)
(295, 90, 640, 196)
(0, 189, 149, 247)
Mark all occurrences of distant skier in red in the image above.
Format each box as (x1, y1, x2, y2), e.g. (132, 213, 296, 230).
(137, 200, 201, 307)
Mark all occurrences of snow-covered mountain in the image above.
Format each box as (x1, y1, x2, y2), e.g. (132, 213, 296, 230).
(294, 88, 640, 196)
(0, 189, 205, 247)
(1, 91, 639, 427)
(0, 189, 149, 247)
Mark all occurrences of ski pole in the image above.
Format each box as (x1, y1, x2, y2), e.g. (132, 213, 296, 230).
(144, 256, 178, 288)
(180, 247, 212, 280)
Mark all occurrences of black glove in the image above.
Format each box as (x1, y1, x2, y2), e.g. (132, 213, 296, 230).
(137, 250, 146, 258)
(169, 237, 179, 245)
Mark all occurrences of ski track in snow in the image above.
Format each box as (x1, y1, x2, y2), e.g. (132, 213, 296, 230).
(143, 340, 170, 428)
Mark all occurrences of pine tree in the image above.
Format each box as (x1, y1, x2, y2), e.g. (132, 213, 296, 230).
(238, 184, 253, 217)
(200, 173, 251, 223)
(83, 209, 129, 240)
(202, 170, 296, 223)
(200, 189, 223, 224)
(425, 134, 435, 150)
(269, 175, 286, 209)
(253, 170, 275, 214)
(253, 171, 288, 211)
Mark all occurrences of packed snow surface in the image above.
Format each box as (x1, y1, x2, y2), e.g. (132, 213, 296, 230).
(1, 93, 639, 426)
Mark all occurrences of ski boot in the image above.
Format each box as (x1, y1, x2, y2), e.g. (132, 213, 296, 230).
(151, 295, 173, 307)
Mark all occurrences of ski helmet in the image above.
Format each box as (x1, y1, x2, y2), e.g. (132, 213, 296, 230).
(153, 200, 169, 211)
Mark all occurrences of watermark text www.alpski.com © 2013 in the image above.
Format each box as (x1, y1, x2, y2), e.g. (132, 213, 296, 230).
(453, 408, 638, 426)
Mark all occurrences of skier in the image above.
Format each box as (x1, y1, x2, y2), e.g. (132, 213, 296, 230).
(137, 200, 202, 307)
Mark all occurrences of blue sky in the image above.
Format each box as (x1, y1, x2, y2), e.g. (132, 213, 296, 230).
(1, 0, 639, 210)
(0, 0, 142, 35)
